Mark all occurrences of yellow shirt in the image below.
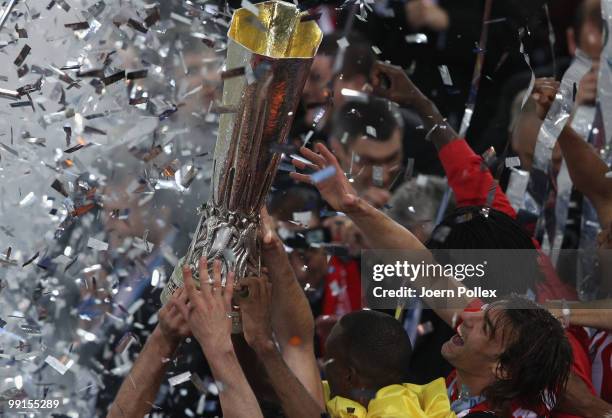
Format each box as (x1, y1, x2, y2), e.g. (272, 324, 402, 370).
(323, 378, 457, 418)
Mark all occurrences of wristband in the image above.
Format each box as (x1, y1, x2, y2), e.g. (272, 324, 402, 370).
(561, 299, 571, 328)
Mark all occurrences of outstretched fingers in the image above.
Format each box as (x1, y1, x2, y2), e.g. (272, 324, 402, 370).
(315, 142, 341, 168)
(224, 271, 235, 308)
(289, 172, 313, 185)
(299, 146, 327, 167)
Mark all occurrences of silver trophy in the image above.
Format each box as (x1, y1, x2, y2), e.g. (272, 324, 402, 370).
(161, 1, 322, 307)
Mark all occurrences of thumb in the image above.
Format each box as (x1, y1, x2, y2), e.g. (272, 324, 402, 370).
(259, 208, 275, 245)
(263, 224, 274, 245)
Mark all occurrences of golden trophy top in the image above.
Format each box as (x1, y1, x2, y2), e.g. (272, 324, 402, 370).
(228, 0, 322, 59)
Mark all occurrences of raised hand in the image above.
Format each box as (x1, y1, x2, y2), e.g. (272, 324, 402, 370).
(177, 257, 235, 355)
(158, 287, 191, 347)
(530, 77, 560, 120)
(237, 276, 275, 353)
(370, 61, 424, 107)
(289, 142, 366, 215)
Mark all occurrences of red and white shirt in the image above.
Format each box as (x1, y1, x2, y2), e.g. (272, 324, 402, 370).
(446, 369, 549, 417)
(589, 330, 612, 403)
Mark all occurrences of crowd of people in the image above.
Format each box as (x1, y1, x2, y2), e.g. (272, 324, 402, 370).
(101, 0, 612, 416)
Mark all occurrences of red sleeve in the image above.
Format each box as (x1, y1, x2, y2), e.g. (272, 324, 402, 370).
(438, 139, 516, 219)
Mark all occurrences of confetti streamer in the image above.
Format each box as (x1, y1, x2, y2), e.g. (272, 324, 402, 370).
(505, 156, 521, 168)
(0, 87, 21, 99)
(45, 355, 74, 375)
(533, 50, 590, 171)
(64, 22, 89, 30)
(311, 166, 336, 184)
(241, 0, 260, 16)
(101, 70, 125, 86)
(518, 31, 536, 109)
(127, 18, 147, 33)
(336, 36, 349, 49)
(458, 0, 493, 138)
(13, 44, 31, 67)
(438, 65, 453, 86)
(126, 69, 147, 80)
(220, 67, 246, 79)
(372, 165, 383, 187)
(0, 0, 18, 31)
(169, 371, 193, 387)
(405, 33, 428, 44)
(87, 237, 108, 251)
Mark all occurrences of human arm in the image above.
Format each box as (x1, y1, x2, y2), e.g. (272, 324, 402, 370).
(290, 143, 474, 326)
(239, 276, 325, 418)
(259, 209, 325, 406)
(177, 258, 263, 418)
(371, 61, 456, 151)
(557, 125, 612, 225)
(370, 61, 516, 217)
(546, 299, 612, 331)
(107, 289, 190, 418)
(555, 371, 612, 418)
(530, 75, 612, 226)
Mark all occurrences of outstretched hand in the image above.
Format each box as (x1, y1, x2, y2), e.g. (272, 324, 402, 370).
(158, 287, 192, 346)
(237, 276, 275, 353)
(370, 61, 424, 107)
(176, 257, 235, 355)
(289, 142, 369, 216)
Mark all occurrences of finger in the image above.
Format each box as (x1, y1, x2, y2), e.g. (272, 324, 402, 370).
(159, 297, 175, 321)
(165, 298, 177, 316)
(176, 286, 187, 303)
(260, 210, 276, 245)
(235, 279, 251, 304)
(291, 158, 320, 172)
(198, 256, 209, 289)
(197, 256, 213, 301)
(183, 263, 198, 302)
(315, 142, 341, 167)
(372, 84, 390, 98)
(370, 63, 394, 91)
(300, 146, 327, 167)
(224, 271, 235, 307)
(539, 83, 558, 92)
(174, 289, 191, 321)
(289, 172, 313, 185)
(537, 94, 551, 106)
(176, 287, 189, 313)
(212, 259, 223, 293)
(247, 277, 261, 301)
